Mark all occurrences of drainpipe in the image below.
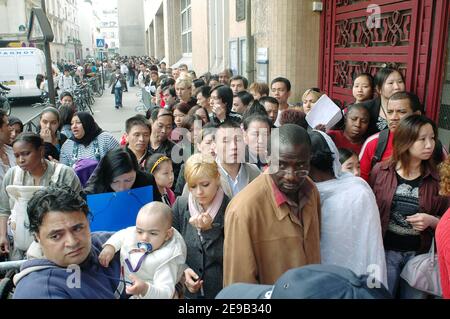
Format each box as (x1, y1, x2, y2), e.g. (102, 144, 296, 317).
(246, 0, 255, 83)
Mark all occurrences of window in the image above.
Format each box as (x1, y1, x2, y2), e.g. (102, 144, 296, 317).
(181, 0, 192, 54)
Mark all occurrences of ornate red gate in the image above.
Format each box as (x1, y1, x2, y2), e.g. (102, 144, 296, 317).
(319, 0, 449, 122)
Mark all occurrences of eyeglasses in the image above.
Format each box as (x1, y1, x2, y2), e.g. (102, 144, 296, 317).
(276, 168, 309, 177)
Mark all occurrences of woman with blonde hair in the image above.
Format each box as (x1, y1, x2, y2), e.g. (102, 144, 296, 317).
(302, 88, 324, 114)
(175, 74, 197, 107)
(436, 158, 450, 298)
(172, 153, 230, 299)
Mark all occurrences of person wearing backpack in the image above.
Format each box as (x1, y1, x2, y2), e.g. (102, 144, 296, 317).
(0, 133, 82, 260)
(359, 92, 423, 182)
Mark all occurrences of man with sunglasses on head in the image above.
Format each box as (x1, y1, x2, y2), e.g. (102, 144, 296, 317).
(223, 124, 321, 287)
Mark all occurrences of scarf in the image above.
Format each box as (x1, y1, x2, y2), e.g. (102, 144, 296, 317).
(188, 187, 224, 222)
(70, 112, 103, 147)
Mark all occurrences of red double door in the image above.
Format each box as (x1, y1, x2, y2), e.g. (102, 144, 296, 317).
(319, 0, 449, 122)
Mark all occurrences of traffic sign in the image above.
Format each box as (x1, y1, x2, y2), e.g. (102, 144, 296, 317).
(96, 39, 105, 48)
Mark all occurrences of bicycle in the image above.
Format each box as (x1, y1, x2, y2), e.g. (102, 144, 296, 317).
(0, 87, 12, 116)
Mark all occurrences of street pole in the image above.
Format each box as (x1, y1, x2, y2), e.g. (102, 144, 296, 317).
(41, 0, 56, 106)
(246, 0, 255, 83)
(101, 51, 105, 90)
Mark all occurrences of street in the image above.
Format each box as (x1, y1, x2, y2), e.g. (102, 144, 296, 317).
(9, 85, 143, 141)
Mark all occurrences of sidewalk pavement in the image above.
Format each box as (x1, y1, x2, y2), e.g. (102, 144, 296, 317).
(92, 85, 144, 141)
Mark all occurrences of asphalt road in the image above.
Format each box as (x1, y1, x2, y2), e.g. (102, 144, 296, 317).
(9, 85, 144, 141)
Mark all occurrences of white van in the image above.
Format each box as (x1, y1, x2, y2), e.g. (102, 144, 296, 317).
(0, 47, 46, 98)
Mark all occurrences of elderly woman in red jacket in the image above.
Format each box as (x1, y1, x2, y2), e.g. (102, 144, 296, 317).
(370, 114, 449, 299)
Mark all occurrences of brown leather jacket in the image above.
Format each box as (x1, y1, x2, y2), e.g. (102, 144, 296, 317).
(369, 161, 449, 253)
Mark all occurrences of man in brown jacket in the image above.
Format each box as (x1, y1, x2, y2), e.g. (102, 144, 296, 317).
(224, 124, 321, 286)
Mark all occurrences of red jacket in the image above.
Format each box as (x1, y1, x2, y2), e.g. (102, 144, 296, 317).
(369, 161, 449, 254)
(359, 131, 394, 182)
(436, 208, 450, 299)
(327, 130, 364, 155)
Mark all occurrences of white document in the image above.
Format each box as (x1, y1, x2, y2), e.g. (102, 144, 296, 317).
(305, 94, 343, 129)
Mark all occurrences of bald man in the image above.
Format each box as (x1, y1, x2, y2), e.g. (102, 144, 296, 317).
(223, 124, 321, 286)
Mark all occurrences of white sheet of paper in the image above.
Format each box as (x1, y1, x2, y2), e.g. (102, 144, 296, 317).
(305, 94, 343, 129)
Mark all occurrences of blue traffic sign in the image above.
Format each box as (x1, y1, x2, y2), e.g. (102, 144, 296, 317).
(96, 39, 105, 48)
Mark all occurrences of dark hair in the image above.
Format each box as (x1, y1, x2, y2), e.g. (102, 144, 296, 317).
(235, 91, 254, 107)
(60, 91, 74, 101)
(242, 101, 269, 119)
(193, 79, 206, 89)
(353, 73, 375, 90)
(230, 75, 249, 89)
(8, 116, 24, 132)
(0, 109, 7, 127)
(388, 91, 423, 114)
(188, 105, 210, 123)
(125, 115, 151, 134)
(28, 185, 89, 235)
(338, 148, 357, 165)
(243, 114, 272, 131)
(12, 132, 44, 150)
(208, 75, 219, 85)
(180, 114, 197, 131)
(40, 107, 60, 123)
(270, 124, 311, 155)
(211, 85, 234, 114)
(151, 108, 174, 122)
(161, 78, 176, 91)
(163, 86, 177, 99)
(145, 153, 172, 174)
(58, 105, 75, 126)
(309, 131, 334, 174)
(196, 85, 212, 99)
(218, 120, 241, 130)
(271, 77, 291, 92)
(259, 96, 279, 106)
(89, 148, 139, 193)
(279, 109, 308, 129)
(392, 114, 438, 176)
(374, 68, 405, 93)
(174, 102, 191, 115)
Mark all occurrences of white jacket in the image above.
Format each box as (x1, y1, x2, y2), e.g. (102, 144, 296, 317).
(105, 227, 187, 299)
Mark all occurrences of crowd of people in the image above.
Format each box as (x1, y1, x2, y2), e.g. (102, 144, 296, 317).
(0, 55, 449, 300)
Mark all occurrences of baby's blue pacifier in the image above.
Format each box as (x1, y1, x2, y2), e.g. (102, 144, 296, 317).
(137, 242, 153, 252)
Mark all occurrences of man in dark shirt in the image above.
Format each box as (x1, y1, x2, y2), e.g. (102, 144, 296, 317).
(148, 108, 182, 181)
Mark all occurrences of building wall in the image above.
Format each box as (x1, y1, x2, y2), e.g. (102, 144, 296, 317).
(78, 0, 101, 60)
(261, 0, 321, 103)
(191, 0, 209, 75)
(95, 0, 120, 55)
(142, 0, 321, 103)
(118, 0, 146, 56)
(229, 0, 246, 39)
(0, 0, 27, 35)
(29, 0, 81, 63)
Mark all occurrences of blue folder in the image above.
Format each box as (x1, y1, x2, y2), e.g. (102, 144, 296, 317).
(87, 186, 153, 232)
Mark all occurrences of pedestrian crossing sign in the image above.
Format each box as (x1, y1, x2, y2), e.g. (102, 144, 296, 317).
(96, 39, 105, 48)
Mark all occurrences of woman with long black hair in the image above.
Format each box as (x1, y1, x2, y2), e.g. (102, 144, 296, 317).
(370, 114, 449, 298)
